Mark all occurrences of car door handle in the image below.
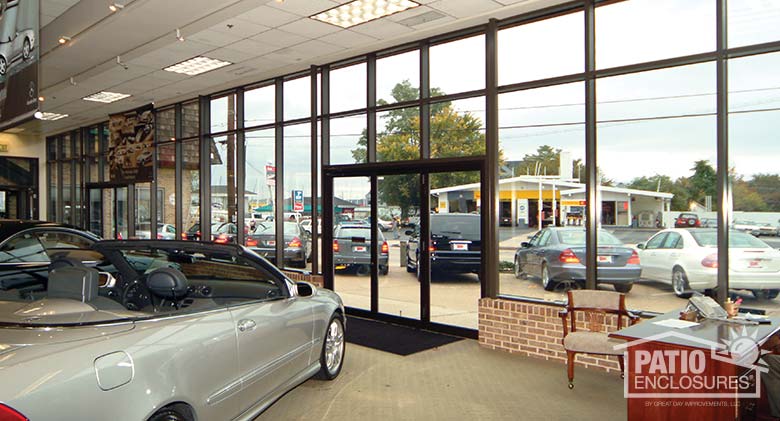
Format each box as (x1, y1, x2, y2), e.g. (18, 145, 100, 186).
(237, 319, 256, 332)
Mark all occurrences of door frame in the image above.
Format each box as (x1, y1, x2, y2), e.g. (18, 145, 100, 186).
(323, 156, 487, 338)
(85, 182, 135, 239)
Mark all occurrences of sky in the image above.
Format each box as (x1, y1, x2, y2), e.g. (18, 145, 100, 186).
(207, 0, 780, 200)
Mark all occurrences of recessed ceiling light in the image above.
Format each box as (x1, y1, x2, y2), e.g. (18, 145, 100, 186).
(108, 2, 124, 12)
(163, 56, 232, 76)
(311, 0, 419, 28)
(58, 36, 71, 45)
(82, 91, 131, 103)
(36, 112, 69, 121)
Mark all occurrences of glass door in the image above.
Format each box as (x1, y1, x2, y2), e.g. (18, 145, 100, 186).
(87, 185, 129, 239)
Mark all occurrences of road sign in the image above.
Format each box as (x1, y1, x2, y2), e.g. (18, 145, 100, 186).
(293, 189, 304, 212)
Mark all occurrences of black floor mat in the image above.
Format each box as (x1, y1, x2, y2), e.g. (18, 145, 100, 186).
(345, 316, 463, 356)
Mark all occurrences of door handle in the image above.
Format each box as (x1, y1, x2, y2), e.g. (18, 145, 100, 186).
(237, 319, 256, 332)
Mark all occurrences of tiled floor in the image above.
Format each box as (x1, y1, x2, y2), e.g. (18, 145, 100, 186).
(255, 339, 626, 421)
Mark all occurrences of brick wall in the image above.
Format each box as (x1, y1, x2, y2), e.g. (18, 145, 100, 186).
(479, 297, 642, 374)
(282, 270, 324, 287)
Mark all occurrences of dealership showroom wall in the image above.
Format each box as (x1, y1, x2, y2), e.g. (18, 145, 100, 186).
(2, 0, 780, 420)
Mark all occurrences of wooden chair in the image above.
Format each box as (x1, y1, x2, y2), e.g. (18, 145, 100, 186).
(558, 289, 639, 389)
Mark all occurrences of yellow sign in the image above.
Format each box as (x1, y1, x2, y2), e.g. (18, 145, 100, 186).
(561, 200, 586, 206)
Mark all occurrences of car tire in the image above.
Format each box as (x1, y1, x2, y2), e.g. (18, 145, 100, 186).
(315, 313, 345, 380)
(22, 38, 31, 61)
(148, 405, 191, 421)
(514, 257, 525, 279)
(380, 265, 388, 276)
(672, 268, 693, 298)
(355, 264, 370, 276)
(541, 263, 555, 291)
(613, 283, 633, 294)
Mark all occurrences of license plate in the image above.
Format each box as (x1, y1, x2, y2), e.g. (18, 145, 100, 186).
(598, 255, 612, 263)
(353, 246, 367, 252)
(452, 243, 468, 251)
(749, 259, 763, 268)
(267, 240, 276, 246)
(335, 265, 347, 270)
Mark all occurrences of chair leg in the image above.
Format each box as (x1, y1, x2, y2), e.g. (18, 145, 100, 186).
(618, 355, 625, 379)
(567, 351, 575, 389)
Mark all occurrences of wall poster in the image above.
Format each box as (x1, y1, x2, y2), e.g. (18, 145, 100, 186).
(108, 104, 155, 183)
(0, 0, 39, 130)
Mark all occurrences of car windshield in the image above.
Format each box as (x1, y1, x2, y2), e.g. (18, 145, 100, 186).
(0, 242, 285, 327)
(431, 215, 480, 238)
(690, 230, 770, 248)
(253, 222, 299, 235)
(556, 230, 623, 246)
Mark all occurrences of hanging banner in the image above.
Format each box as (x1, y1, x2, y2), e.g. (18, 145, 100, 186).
(108, 104, 155, 183)
(0, 0, 39, 130)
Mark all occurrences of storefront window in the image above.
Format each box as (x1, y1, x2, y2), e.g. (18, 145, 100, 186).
(430, 34, 484, 97)
(330, 62, 366, 114)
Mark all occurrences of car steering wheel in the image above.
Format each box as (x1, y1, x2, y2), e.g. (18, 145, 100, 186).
(120, 278, 154, 312)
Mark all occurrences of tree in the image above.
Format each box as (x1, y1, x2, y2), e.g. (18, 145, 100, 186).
(748, 173, 780, 211)
(689, 160, 717, 206)
(626, 174, 690, 211)
(733, 175, 767, 211)
(351, 80, 496, 216)
(506, 146, 611, 185)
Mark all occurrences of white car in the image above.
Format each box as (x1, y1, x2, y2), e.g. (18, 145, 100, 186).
(636, 228, 780, 299)
(0, 1, 34, 76)
(732, 220, 760, 236)
(133, 223, 177, 240)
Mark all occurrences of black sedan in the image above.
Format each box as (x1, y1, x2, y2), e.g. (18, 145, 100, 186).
(513, 227, 641, 293)
(0, 220, 102, 288)
(405, 213, 481, 280)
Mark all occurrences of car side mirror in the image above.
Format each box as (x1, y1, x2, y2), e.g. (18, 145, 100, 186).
(636, 243, 645, 250)
(521, 242, 531, 248)
(296, 281, 315, 298)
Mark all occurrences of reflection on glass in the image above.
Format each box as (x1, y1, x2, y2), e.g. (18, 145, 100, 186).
(157, 142, 176, 240)
(428, 171, 481, 329)
(430, 97, 485, 158)
(598, 62, 715, 313)
(48, 162, 57, 221)
(211, 95, 237, 133)
(330, 63, 366, 113)
(729, 0, 780, 48)
(157, 108, 175, 141)
(497, 82, 586, 300)
(245, 84, 275, 127)
(134, 183, 152, 239)
(729, 52, 780, 315)
(333, 176, 371, 311)
(596, 0, 714, 69)
(284, 76, 309, 121)
(182, 139, 200, 240)
(283, 124, 312, 270)
(377, 106, 420, 162)
(330, 114, 366, 165)
(498, 12, 583, 86)
(116, 187, 128, 239)
(245, 129, 275, 233)
(182, 101, 199, 138)
(62, 161, 72, 225)
(210, 135, 238, 235)
(377, 50, 419, 105)
(430, 35, 484, 96)
(89, 188, 101, 237)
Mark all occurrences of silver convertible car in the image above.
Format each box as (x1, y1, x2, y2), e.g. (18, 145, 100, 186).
(0, 240, 345, 421)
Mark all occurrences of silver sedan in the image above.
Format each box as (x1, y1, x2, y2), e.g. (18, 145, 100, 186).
(0, 240, 345, 421)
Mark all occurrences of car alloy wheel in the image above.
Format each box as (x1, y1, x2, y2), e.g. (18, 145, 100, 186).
(542, 264, 555, 291)
(672, 269, 692, 298)
(22, 39, 30, 60)
(316, 314, 345, 380)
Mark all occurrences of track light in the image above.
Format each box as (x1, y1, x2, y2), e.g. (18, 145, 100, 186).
(108, 2, 124, 12)
(175, 28, 185, 42)
(69, 77, 77, 86)
(116, 55, 128, 70)
(58, 36, 71, 45)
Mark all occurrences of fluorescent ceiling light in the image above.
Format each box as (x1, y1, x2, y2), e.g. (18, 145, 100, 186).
(82, 91, 131, 103)
(164, 56, 232, 76)
(311, 0, 419, 28)
(37, 112, 69, 121)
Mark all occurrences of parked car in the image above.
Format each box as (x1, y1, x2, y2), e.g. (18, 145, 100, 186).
(756, 223, 778, 237)
(513, 227, 641, 293)
(405, 213, 481, 279)
(333, 224, 389, 275)
(211, 222, 239, 244)
(700, 217, 718, 228)
(674, 213, 700, 228)
(636, 228, 780, 299)
(300, 218, 322, 236)
(0, 240, 345, 421)
(246, 221, 312, 268)
(133, 223, 176, 240)
(733, 220, 761, 236)
(183, 223, 201, 240)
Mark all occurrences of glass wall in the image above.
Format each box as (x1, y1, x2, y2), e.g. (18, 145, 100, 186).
(43, 0, 780, 319)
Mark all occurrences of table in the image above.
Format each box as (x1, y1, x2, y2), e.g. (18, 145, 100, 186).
(610, 310, 780, 420)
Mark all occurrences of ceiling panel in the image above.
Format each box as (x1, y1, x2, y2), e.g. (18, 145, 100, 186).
(428, 0, 503, 18)
(319, 30, 378, 48)
(235, 6, 302, 28)
(250, 29, 311, 49)
(265, 0, 343, 17)
(277, 18, 343, 39)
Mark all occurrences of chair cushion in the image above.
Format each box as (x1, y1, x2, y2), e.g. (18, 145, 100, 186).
(563, 331, 625, 355)
(569, 290, 622, 311)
